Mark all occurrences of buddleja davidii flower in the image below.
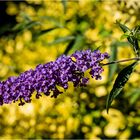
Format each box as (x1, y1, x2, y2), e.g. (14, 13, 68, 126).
(0, 69, 35, 105)
(1, 77, 18, 105)
(0, 49, 109, 106)
(72, 50, 109, 80)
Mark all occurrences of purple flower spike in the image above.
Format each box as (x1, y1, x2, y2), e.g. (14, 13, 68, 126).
(0, 49, 109, 105)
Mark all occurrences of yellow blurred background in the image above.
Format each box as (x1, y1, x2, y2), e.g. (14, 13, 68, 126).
(0, 0, 140, 139)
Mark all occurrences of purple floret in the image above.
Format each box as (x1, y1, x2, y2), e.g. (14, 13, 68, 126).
(0, 49, 109, 105)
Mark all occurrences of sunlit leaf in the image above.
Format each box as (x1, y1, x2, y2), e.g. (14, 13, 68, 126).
(106, 62, 137, 113)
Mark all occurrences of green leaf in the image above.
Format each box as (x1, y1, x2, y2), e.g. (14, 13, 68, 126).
(133, 38, 140, 57)
(126, 35, 140, 57)
(64, 35, 85, 55)
(20, 12, 32, 22)
(24, 21, 41, 30)
(117, 21, 140, 57)
(37, 28, 57, 36)
(13, 20, 41, 31)
(120, 32, 130, 40)
(116, 21, 133, 45)
(12, 22, 26, 31)
(39, 16, 64, 28)
(108, 43, 118, 80)
(48, 36, 75, 45)
(135, 32, 140, 41)
(131, 27, 140, 56)
(64, 38, 76, 55)
(106, 62, 137, 113)
(127, 36, 134, 45)
(116, 20, 131, 33)
(12, 21, 41, 38)
(33, 27, 57, 40)
(132, 25, 140, 35)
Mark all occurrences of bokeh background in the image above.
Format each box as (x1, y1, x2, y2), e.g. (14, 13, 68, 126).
(0, 0, 140, 139)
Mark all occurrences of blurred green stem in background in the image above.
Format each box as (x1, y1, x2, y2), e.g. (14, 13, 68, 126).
(102, 57, 140, 66)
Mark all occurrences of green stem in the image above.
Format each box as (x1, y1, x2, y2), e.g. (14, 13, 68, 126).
(102, 57, 140, 66)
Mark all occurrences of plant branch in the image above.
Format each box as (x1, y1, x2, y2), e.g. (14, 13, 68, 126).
(102, 57, 140, 66)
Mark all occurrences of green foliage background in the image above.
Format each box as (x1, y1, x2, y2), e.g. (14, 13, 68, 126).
(0, 0, 140, 139)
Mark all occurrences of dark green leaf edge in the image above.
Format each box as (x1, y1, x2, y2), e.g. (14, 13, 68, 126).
(106, 61, 137, 113)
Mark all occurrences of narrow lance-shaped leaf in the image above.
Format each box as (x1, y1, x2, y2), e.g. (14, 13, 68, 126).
(106, 61, 137, 113)
(116, 21, 132, 44)
(116, 20, 131, 33)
